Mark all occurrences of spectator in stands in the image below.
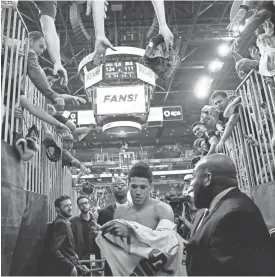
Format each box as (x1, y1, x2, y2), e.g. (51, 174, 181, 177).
(209, 91, 240, 153)
(33, 1, 116, 83)
(193, 138, 208, 156)
(61, 134, 90, 175)
(13, 96, 70, 135)
(47, 104, 90, 137)
(191, 122, 219, 155)
(229, 1, 275, 52)
(27, 31, 86, 108)
(49, 195, 89, 276)
(70, 196, 97, 268)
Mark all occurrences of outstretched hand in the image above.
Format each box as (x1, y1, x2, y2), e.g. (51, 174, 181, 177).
(53, 61, 68, 87)
(93, 36, 116, 65)
(159, 24, 174, 51)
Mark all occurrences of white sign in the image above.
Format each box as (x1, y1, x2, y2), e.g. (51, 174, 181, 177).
(84, 65, 103, 89)
(148, 107, 163, 122)
(95, 86, 146, 115)
(136, 63, 156, 86)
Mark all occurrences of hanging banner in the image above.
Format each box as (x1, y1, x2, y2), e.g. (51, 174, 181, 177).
(136, 63, 156, 86)
(85, 65, 103, 89)
(95, 86, 146, 115)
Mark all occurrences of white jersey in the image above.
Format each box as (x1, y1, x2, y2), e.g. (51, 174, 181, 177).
(96, 219, 185, 276)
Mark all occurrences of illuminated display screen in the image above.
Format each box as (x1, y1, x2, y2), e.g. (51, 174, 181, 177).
(104, 61, 137, 80)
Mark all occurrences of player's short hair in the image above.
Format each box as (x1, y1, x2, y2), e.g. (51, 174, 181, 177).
(29, 31, 44, 41)
(77, 195, 89, 205)
(128, 162, 153, 184)
(54, 195, 70, 208)
(191, 121, 205, 130)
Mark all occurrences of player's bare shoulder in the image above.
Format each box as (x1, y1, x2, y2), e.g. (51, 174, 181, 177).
(153, 199, 174, 222)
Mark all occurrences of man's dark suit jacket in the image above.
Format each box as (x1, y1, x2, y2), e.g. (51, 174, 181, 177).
(97, 204, 116, 226)
(96, 204, 116, 276)
(70, 213, 96, 258)
(186, 188, 275, 276)
(48, 215, 78, 276)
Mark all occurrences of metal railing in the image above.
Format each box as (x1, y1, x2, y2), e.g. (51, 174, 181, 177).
(1, 5, 28, 144)
(223, 70, 275, 193)
(1, 5, 78, 222)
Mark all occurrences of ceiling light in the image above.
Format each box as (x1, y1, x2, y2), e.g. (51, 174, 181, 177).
(217, 43, 230, 57)
(208, 59, 224, 72)
(232, 25, 245, 33)
(194, 76, 213, 99)
(172, 130, 174, 132)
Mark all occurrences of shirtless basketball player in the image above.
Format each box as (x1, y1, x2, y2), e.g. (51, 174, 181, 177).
(101, 162, 174, 236)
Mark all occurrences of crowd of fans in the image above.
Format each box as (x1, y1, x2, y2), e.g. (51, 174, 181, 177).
(190, 0, 275, 185)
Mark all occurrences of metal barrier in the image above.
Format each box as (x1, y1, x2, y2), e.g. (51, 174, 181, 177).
(224, 70, 275, 193)
(1, 4, 28, 144)
(1, 5, 78, 222)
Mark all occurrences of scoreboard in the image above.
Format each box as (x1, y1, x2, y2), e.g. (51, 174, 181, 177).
(104, 61, 137, 80)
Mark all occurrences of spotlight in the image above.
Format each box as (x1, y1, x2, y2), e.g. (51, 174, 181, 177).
(208, 59, 224, 72)
(194, 76, 213, 99)
(217, 43, 230, 57)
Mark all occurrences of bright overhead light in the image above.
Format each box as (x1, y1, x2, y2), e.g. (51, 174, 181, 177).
(232, 25, 245, 33)
(194, 76, 213, 99)
(208, 59, 224, 72)
(217, 43, 230, 57)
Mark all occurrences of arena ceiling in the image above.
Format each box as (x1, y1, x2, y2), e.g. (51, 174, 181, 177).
(18, 1, 241, 152)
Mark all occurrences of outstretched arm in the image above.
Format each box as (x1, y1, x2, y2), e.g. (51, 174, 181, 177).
(151, 0, 174, 49)
(39, 15, 68, 86)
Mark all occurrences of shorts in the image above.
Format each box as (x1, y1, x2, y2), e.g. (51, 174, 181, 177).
(33, 1, 57, 20)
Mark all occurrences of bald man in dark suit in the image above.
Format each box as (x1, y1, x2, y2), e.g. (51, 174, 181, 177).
(186, 154, 275, 276)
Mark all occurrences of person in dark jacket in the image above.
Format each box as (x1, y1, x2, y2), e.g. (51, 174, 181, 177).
(95, 177, 129, 276)
(70, 196, 97, 265)
(186, 154, 275, 276)
(48, 195, 89, 276)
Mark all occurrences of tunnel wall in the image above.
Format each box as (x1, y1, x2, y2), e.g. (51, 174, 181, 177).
(1, 141, 48, 276)
(251, 181, 275, 230)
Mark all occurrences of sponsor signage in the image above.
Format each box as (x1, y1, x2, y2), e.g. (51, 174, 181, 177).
(95, 86, 146, 115)
(68, 112, 78, 124)
(136, 63, 156, 86)
(84, 65, 103, 89)
(64, 111, 96, 126)
(162, 106, 183, 121)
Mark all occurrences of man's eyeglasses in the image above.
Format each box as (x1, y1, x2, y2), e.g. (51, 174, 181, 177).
(114, 184, 127, 188)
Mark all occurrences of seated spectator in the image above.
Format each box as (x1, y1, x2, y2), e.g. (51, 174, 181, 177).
(191, 122, 219, 155)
